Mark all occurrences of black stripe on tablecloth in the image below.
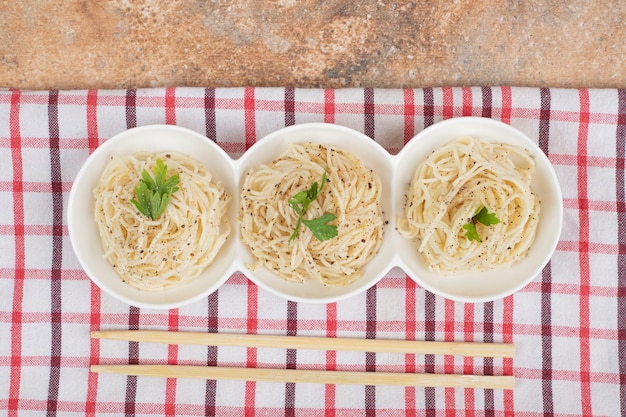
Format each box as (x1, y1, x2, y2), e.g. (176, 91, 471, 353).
(482, 301, 495, 416)
(365, 286, 377, 416)
(423, 87, 435, 129)
(46, 90, 63, 417)
(205, 290, 219, 416)
(363, 88, 377, 414)
(125, 89, 137, 130)
(364, 88, 375, 139)
(422, 91, 437, 414)
(285, 300, 298, 416)
(480, 86, 495, 416)
(481, 87, 493, 118)
(285, 87, 295, 127)
(616, 89, 626, 416)
(423, 292, 437, 416)
(124, 90, 140, 416)
(205, 88, 217, 141)
(538, 87, 555, 414)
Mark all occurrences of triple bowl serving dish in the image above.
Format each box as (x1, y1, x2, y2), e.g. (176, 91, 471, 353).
(68, 118, 563, 309)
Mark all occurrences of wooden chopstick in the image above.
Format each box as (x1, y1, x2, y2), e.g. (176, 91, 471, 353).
(91, 330, 515, 358)
(91, 364, 515, 390)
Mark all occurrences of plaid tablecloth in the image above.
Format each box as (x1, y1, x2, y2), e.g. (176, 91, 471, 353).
(1, 87, 624, 416)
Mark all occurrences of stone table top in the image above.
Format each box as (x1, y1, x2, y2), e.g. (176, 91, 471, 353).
(1, 1, 625, 90)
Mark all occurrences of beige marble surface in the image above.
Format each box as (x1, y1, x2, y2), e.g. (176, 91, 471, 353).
(1, 1, 625, 90)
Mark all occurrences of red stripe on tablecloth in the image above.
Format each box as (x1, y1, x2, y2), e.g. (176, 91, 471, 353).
(85, 282, 101, 417)
(443, 298, 455, 414)
(324, 89, 335, 124)
(325, 304, 337, 342)
(577, 88, 593, 416)
(557, 240, 626, 254)
(617, 88, 626, 417)
(86, 127, 101, 416)
(87, 89, 99, 152)
(482, 302, 495, 415)
(538, 87, 555, 415)
(244, 87, 256, 150)
(165, 87, 176, 124)
(325, 303, 337, 416)
(442, 87, 453, 119)
(548, 154, 621, 168)
(463, 303, 475, 412)
(8, 89, 24, 417)
(501, 86, 512, 124)
(0, 181, 75, 193)
(47, 90, 64, 415)
(245, 281, 258, 416)
(403, 89, 415, 144)
(204, 88, 217, 141)
(462, 86, 473, 116)
(513, 367, 623, 384)
(165, 310, 179, 416)
(2, 308, 619, 338)
(503, 294, 515, 415)
(0, 137, 106, 149)
(404, 278, 416, 416)
(507, 106, 621, 125)
(502, 85, 525, 417)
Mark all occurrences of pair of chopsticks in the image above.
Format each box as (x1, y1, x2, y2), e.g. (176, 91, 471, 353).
(91, 330, 515, 390)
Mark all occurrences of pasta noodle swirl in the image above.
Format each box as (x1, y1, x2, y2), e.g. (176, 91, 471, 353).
(240, 143, 384, 286)
(94, 152, 230, 290)
(396, 136, 540, 273)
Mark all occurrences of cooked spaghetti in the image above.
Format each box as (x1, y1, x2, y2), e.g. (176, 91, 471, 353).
(396, 136, 540, 274)
(239, 143, 384, 286)
(94, 152, 230, 290)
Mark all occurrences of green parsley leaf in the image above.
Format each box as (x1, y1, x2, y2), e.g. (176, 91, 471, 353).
(288, 169, 338, 242)
(473, 206, 501, 226)
(462, 222, 480, 242)
(302, 213, 339, 241)
(463, 206, 500, 242)
(130, 158, 180, 220)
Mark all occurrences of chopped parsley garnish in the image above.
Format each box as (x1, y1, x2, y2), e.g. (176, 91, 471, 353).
(131, 158, 180, 220)
(463, 206, 500, 242)
(288, 169, 338, 242)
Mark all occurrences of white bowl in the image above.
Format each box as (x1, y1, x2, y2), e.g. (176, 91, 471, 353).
(67, 125, 239, 309)
(393, 117, 563, 302)
(69, 119, 563, 308)
(235, 123, 396, 303)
